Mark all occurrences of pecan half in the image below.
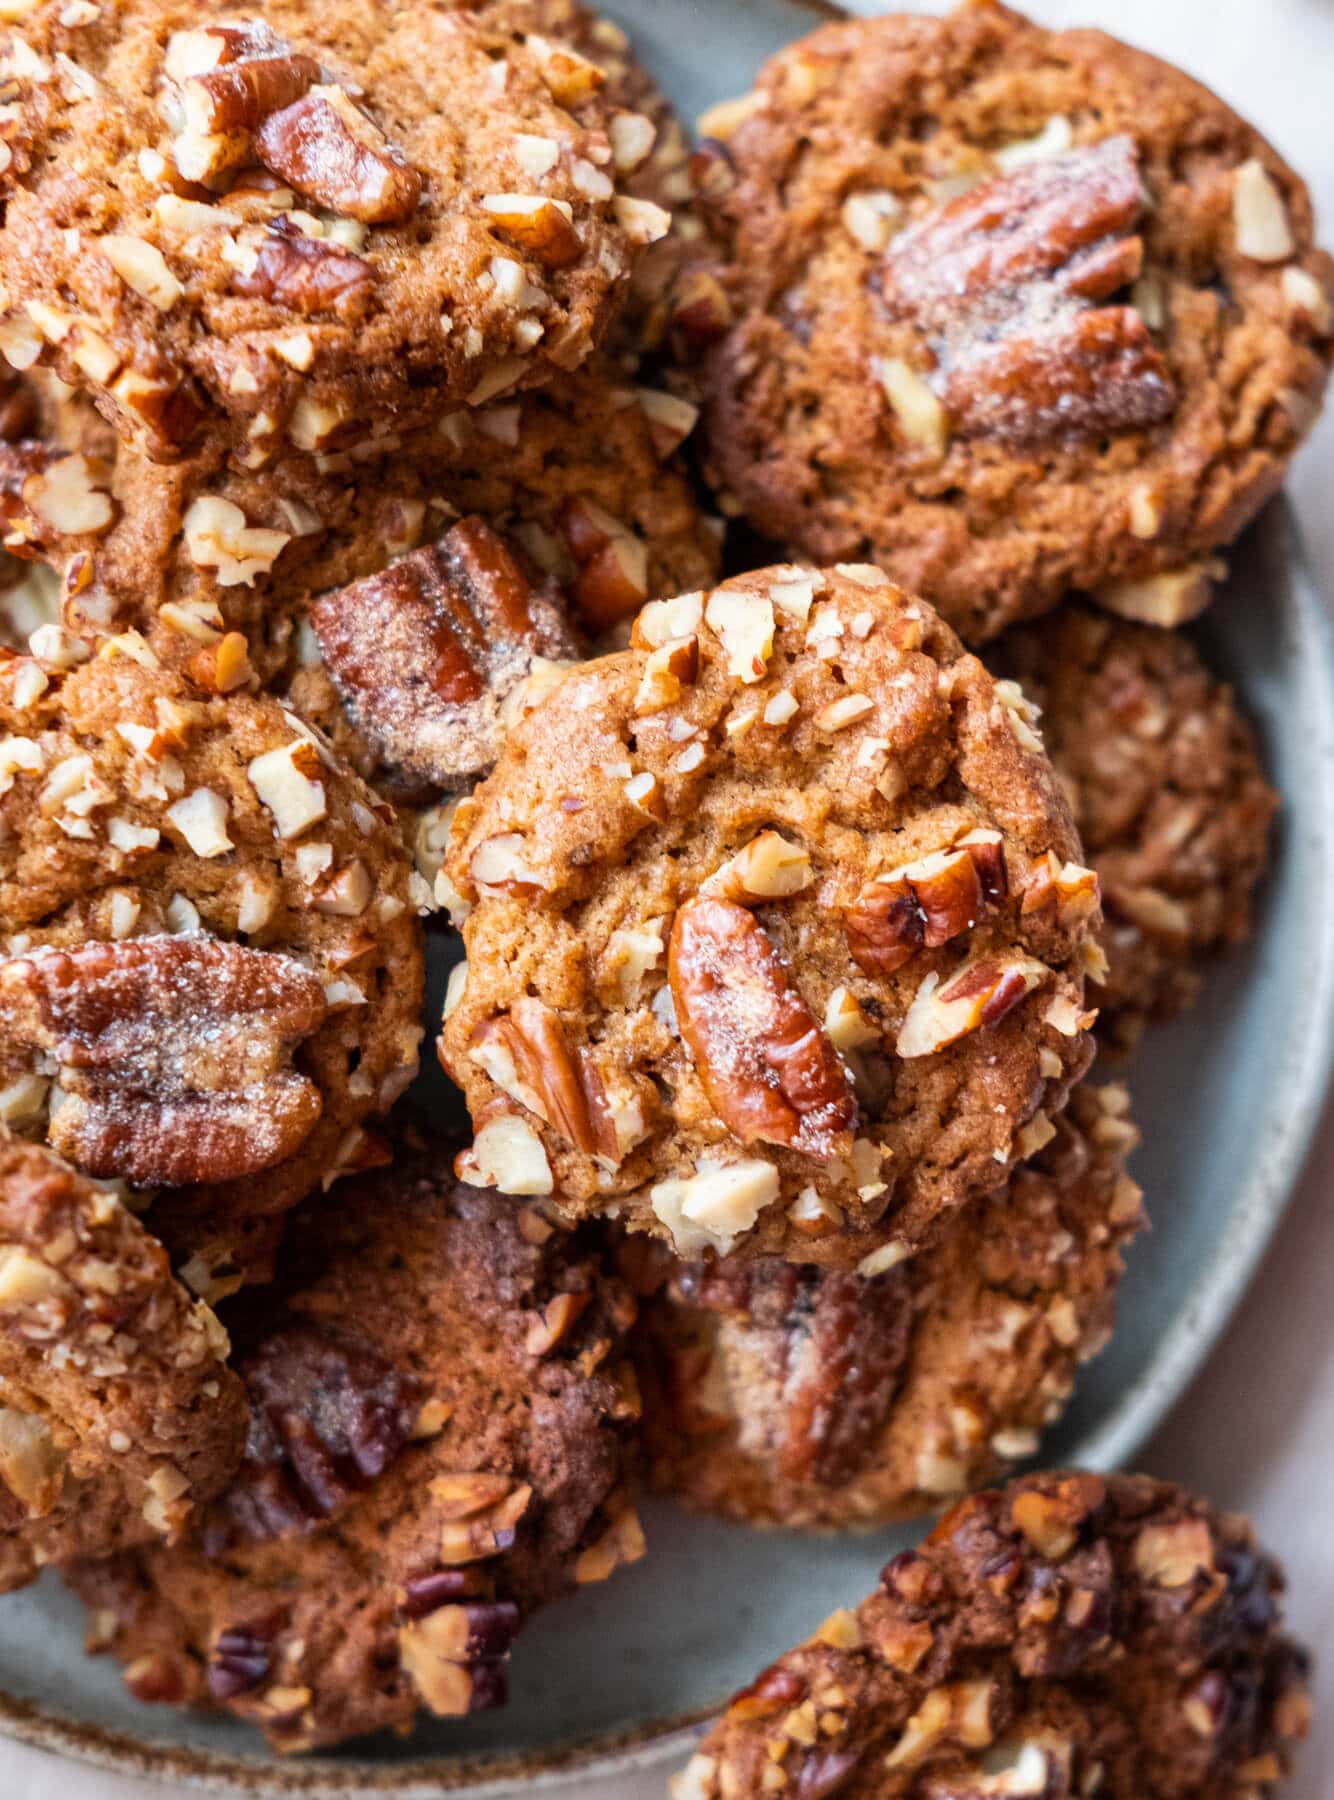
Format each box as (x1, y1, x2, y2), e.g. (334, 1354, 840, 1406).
(845, 831, 1008, 977)
(255, 85, 422, 225)
(669, 896, 857, 1158)
(231, 220, 375, 319)
(206, 1322, 421, 1548)
(882, 136, 1176, 447)
(310, 516, 578, 788)
(0, 936, 327, 1187)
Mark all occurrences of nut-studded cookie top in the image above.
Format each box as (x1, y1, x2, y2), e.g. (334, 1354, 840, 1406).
(0, 632, 423, 1272)
(675, 1470, 1311, 1800)
(439, 564, 1099, 1267)
(5, 352, 718, 683)
(995, 607, 1277, 1048)
(634, 1083, 1145, 1530)
(0, 0, 670, 460)
(0, 1132, 246, 1592)
(689, 0, 1334, 642)
(67, 1152, 644, 1754)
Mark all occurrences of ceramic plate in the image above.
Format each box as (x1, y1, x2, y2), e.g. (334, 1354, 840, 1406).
(3, 0, 1334, 1789)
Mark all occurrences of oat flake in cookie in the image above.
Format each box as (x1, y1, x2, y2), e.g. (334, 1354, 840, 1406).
(439, 564, 1099, 1268)
(0, 1132, 246, 1592)
(691, 0, 1334, 643)
(634, 1084, 1145, 1531)
(68, 1153, 643, 1753)
(675, 1470, 1312, 1799)
(0, 631, 424, 1282)
(994, 606, 1278, 1048)
(0, 0, 668, 461)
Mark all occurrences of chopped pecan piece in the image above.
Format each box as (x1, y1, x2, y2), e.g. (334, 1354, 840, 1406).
(0, 936, 327, 1187)
(467, 996, 647, 1166)
(165, 22, 321, 184)
(669, 896, 857, 1158)
(206, 1322, 421, 1548)
(255, 85, 422, 225)
(896, 953, 1051, 1058)
(882, 136, 1176, 447)
(310, 516, 578, 788)
(845, 831, 1007, 976)
(231, 221, 375, 319)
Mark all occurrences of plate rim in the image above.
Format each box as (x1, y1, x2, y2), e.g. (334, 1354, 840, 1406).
(1, 497, 1331, 1798)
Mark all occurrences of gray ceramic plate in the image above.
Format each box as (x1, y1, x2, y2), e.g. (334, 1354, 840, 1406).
(4, 0, 1334, 1789)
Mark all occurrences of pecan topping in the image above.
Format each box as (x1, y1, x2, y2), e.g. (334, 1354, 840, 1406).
(0, 936, 327, 1187)
(206, 1322, 421, 1548)
(669, 896, 857, 1158)
(896, 954, 1051, 1059)
(310, 516, 578, 788)
(467, 995, 646, 1165)
(882, 136, 1176, 447)
(207, 1621, 277, 1701)
(0, 443, 115, 556)
(845, 831, 1008, 977)
(231, 220, 375, 318)
(255, 85, 422, 224)
(165, 21, 321, 183)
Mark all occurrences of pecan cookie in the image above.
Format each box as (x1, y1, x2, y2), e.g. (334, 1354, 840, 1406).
(995, 607, 1278, 1047)
(0, 632, 423, 1280)
(440, 564, 1098, 1267)
(68, 1151, 643, 1753)
(0, 0, 670, 460)
(10, 351, 716, 683)
(0, 1133, 246, 1591)
(675, 1470, 1311, 1800)
(633, 1084, 1145, 1530)
(689, 1, 1334, 643)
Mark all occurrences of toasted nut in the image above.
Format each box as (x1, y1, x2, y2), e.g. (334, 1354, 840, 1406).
(670, 896, 856, 1157)
(455, 1112, 553, 1195)
(1093, 561, 1222, 627)
(846, 832, 1007, 976)
(1232, 158, 1295, 262)
(98, 234, 183, 310)
(0, 1406, 66, 1515)
(255, 85, 421, 224)
(526, 32, 605, 106)
(481, 193, 581, 267)
(702, 832, 813, 902)
(649, 1154, 780, 1255)
(897, 954, 1050, 1058)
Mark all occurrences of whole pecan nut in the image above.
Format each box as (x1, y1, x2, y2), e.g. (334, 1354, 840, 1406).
(881, 135, 1176, 447)
(0, 935, 328, 1187)
(669, 896, 857, 1158)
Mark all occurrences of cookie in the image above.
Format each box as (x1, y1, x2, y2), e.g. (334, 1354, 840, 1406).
(675, 1469, 1311, 1800)
(995, 606, 1278, 1046)
(633, 1083, 1144, 1530)
(688, 0, 1334, 643)
(0, 632, 424, 1280)
(0, 0, 672, 460)
(440, 563, 1098, 1267)
(0, 1133, 246, 1591)
(5, 350, 717, 683)
(68, 1151, 644, 1753)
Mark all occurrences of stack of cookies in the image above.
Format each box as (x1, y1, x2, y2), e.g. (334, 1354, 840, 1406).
(0, 0, 1326, 1788)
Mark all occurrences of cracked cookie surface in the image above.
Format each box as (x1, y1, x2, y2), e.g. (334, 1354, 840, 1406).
(67, 1150, 643, 1753)
(440, 564, 1098, 1267)
(690, 0, 1334, 642)
(0, 1132, 246, 1591)
(633, 1083, 1145, 1529)
(0, 0, 667, 459)
(0, 633, 423, 1280)
(676, 1469, 1311, 1800)
(995, 606, 1277, 1046)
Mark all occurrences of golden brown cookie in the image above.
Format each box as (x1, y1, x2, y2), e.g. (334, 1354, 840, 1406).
(675, 1470, 1311, 1800)
(0, 0, 670, 459)
(4, 351, 717, 681)
(68, 1150, 644, 1753)
(994, 607, 1278, 1046)
(440, 564, 1099, 1267)
(0, 631, 423, 1280)
(634, 1083, 1144, 1529)
(689, 1, 1334, 642)
(0, 1133, 246, 1592)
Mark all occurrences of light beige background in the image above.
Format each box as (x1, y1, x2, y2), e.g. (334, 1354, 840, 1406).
(3, 0, 1332, 1794)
